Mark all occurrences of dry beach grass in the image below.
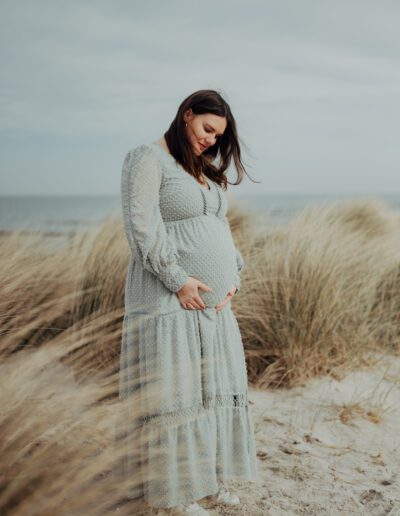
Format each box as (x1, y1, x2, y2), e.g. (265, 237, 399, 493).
(1, 196, 400, 514)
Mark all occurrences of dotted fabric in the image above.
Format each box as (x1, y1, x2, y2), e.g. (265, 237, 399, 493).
(118, 142, 259, 508)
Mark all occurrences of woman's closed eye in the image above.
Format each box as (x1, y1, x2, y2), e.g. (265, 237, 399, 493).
(205, 127, 220, 139)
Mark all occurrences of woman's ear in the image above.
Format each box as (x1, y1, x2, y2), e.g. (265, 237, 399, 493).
(184, 108, 193, 123)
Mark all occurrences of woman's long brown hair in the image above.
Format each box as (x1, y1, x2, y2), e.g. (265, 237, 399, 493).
(163, 89, 259, 190)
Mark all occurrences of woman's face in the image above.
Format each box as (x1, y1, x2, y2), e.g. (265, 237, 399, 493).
(183, 109, 227, 156)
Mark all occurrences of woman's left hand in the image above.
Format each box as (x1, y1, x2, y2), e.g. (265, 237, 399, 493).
(215, 286, 237, 312)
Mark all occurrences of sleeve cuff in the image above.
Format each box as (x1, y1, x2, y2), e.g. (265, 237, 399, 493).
(233, 273, 241, 293)
(163, 268, 190, 293)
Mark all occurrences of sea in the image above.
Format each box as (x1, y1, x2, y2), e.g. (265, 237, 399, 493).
(1, 193, 399, 248)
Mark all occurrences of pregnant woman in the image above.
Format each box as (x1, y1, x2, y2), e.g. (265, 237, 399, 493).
(119, 89, 259, 515)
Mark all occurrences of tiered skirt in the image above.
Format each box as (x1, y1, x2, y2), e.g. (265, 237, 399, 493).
(118, 304, 259, 508)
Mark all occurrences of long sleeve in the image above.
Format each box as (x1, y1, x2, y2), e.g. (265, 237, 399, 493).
(121, 144, 190, 293)
(233, 243, 244, 293)
(220, 215, 245, 293)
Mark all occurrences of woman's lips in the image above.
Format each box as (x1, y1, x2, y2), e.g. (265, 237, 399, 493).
(199, 143, 206, 150)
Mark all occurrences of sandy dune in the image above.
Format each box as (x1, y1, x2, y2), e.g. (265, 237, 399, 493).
(198, 353, 400, 515)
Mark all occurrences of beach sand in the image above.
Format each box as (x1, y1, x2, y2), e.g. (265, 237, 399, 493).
(190, 352, 400, 515)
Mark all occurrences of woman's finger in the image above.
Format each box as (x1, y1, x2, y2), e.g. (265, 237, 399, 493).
(191, 298, 204, 309)
(215, 300, 223, 311)
(194, 295, 206, 309)
(215, 291, 234, 311)
(184, 301, 197, 310)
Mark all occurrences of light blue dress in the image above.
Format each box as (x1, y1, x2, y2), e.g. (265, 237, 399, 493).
(119, 141, 259, 508)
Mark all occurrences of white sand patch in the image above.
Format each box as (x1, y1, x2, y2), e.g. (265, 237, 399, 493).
(204, 352, 400, 515)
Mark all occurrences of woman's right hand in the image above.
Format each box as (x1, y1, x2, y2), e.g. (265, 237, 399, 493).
(176, 277, 212, 310)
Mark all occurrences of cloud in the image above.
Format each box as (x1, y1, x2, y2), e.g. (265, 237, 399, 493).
(0, 0, 399, 194)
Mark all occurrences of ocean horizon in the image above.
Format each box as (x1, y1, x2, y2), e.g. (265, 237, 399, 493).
(1, 192, 400, 235)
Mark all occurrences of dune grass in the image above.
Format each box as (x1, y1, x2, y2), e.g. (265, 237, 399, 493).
(231, 197, 400, 388)
(1, 196, 400, 514)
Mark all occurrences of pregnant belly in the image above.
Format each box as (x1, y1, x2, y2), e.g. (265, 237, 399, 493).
(169, 216, 238, 308)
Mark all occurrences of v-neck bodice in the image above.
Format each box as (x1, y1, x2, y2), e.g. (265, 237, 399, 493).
(148, 141, 224, 221)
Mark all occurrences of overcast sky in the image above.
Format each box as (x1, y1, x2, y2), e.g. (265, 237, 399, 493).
(1, 0, 399, 196)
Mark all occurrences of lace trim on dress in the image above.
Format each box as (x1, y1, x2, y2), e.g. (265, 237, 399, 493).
(140, 393, 249, 427)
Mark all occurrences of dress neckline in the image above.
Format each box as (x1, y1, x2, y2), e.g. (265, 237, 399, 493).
(151, 141, 211, 191)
